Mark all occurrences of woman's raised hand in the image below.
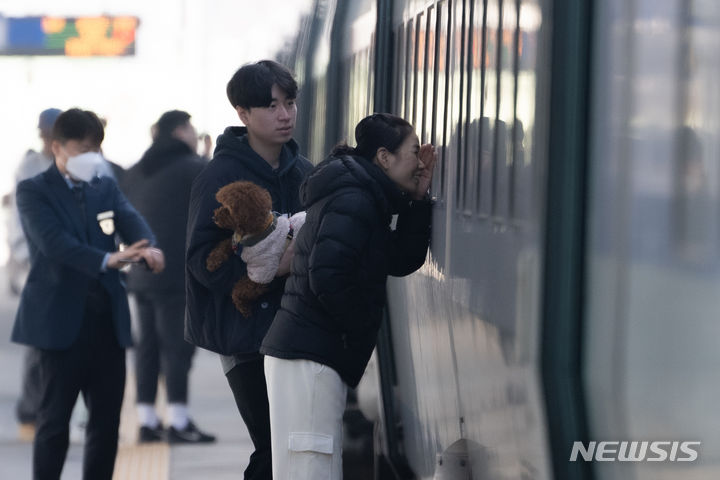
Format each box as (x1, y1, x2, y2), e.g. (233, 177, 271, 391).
(412, 143, 437, 200)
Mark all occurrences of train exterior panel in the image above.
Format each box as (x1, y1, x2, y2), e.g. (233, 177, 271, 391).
(384, 0, 552, 478)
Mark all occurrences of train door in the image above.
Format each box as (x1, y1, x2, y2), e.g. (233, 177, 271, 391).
(582, 0, 720, 478)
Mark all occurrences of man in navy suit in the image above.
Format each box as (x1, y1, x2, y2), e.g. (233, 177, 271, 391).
(11, 108, 165, 480)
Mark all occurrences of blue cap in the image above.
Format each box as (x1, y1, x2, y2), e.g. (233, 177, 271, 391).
(38, 108, 62, 131)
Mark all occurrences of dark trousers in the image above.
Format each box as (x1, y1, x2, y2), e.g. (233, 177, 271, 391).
(133, 291, 195, 404)
(16, 346, 42, 423)
(33, 286, 125, 480)
(226, 357, 272, 480)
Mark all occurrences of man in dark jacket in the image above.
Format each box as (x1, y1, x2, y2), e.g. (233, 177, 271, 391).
(12, 108, 165, 480)
(185, 60, 312, 479)
(123, 110, 213, 444)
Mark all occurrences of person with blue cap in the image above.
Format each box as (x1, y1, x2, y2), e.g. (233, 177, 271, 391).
(9, 108, 62, 440)
(39, 108, 62, 130)
(21, 108, 63, 182)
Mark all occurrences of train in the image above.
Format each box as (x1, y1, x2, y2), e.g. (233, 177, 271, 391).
(277, 0, 720, 479)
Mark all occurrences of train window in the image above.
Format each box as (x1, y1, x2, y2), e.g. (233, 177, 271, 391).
(414, 12, 425, 136)
(670, 1, 719, 263)
(394, 24, 406, 116)
(347, 54, 364, 143)
(508, 0, 521, 219)
(367, 33, 376, 115)
(404, 19, 415, 122)
(345, 1, 376, 138)
(432, 0, 451, 201)
(354, 54, 362, 130)
(344, 57, 353, 144)
(474, 4, 488, 216)
(421, 8, 435, 145)
(462, 0, 479, 215)
(307, 1, 337, 165)
(512, 0, 541, 224)
(452, 0, 468, 210)
(466, 0, 488, 216)
(349, 48, 373, 139)
(476, 0, 499, 217)
(366, 47, 373, 113)
(492, 0, 519, 220)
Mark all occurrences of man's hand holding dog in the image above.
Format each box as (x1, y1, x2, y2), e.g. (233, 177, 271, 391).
(276, 237, 296, 277)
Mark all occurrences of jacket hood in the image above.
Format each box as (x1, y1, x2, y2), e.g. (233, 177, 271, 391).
(300, 155, 409, 216)
(137, 136, 195, 176)
(214, 126, 301, 181)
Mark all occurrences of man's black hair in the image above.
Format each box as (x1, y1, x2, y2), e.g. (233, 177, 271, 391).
(226, 60, 298, 109)
(52, 108, 105, 146)
(155, 110, 191, 139)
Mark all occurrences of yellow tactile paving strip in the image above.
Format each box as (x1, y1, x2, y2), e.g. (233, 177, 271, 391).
(112, 372, 169, 480)
(114, 443, 169, 480)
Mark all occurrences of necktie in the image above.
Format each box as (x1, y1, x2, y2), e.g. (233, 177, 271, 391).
(72, 185, 86, 220)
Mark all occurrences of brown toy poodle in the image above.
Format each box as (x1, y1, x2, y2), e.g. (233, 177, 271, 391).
(206, 181, 305, 316)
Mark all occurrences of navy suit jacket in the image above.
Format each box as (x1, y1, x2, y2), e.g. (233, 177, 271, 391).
(11, 164, 155, 350)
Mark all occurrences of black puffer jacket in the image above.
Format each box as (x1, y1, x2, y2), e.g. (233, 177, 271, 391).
(123, 137, 204, 293)
(185, 127, 312, 355)
(260, 155, 431, 387)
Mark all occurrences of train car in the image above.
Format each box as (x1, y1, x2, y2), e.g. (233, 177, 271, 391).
(281, 0, 720, 479)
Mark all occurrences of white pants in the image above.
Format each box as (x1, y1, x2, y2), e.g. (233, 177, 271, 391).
(265, 356, 347, 480)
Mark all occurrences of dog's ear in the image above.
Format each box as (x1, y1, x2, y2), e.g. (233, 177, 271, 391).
(213, 205, 235, 230)
(215, 183, 233, 206)
(214, 180, 274, 234)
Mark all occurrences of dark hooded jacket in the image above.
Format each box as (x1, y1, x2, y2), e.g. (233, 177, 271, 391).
(260, 154, 431, 387)
(185, 126, 312, 355)
(123, 136, 205, 293)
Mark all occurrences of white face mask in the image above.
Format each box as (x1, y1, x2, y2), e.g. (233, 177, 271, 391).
(66, 151, 103, 182)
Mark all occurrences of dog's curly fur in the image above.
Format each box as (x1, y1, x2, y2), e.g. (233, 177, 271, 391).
(206, 181, 275, 316)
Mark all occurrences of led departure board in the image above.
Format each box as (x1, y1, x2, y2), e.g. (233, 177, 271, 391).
(0, 16, 139, 56)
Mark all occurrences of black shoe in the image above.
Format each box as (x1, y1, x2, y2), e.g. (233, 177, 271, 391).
(139, 424, 166, 443)
(167, 420, 216, 444)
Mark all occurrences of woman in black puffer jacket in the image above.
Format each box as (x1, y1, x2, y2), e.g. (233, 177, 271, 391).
(260, 113, 436, 479)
